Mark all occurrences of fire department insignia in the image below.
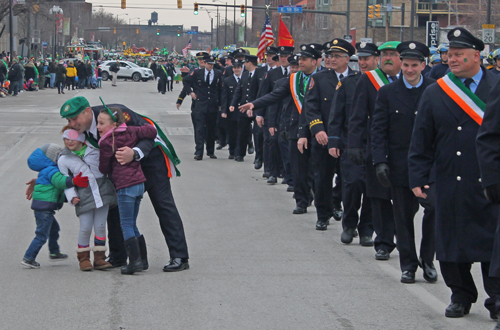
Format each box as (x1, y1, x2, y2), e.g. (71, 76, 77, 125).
(122, 112, 131, 122)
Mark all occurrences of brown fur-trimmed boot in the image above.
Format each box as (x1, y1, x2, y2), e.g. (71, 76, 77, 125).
(76, 247, 93, 271)
(93, 246, 112, 270)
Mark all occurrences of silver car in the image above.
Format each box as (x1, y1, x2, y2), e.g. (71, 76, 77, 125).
(99, 60, 153, 82)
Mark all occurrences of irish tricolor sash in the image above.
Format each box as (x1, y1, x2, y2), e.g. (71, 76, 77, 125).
(290, 72, 303, 114)
(437, 72, 486, 125)
(366, 68, 390, 91)
(140, 115, 181, 177)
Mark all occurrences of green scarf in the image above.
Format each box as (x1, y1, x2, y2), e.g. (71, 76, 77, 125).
(72, 144, 87, 158)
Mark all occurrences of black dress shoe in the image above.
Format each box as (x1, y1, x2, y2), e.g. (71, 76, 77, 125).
(163, 258, 189, 272)
(267, 176, 277, 184)
(490, 311, 499, 320)
(105, 256, 127, 268)
(287, 185, 294, 192)
(254, 160, 262, 170)
(228, 155, 235, 160)
(262, 172, 270, 178)
(359, 236, 374, 247)
(235, 156, 244, 162)
(316, 219, 328, 231)
(445, 302, 470, 318)
(208, 154, 217, 159)
(401, 270, 416, 283)
(293, 206, 307, 214)
(194, 155, 203, 160)
(248, 142, 254, 154)
(375, 249, 390, 260)
(216, 144, 226, 150)
(420, 258, 438, 283)
(332, 207, 343, 221)
(341, 228, 356, 244)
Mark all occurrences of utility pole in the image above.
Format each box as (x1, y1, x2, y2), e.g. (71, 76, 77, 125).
(410, 0, 415, 40)
(9, 0, 14, 59)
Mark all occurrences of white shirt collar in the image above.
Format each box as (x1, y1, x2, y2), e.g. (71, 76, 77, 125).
(205, 68, 213, 75)
(89, 113, 98, 138)
(282, 66, 289, 75)
(234, 73, 241, 80)
(336, 67, 349, 80)
(249, 70, 255, 77)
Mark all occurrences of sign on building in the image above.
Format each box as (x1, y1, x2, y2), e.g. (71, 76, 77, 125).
(426, 21, 439, 47)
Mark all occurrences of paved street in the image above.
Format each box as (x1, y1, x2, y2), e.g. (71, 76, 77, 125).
(0, 80, 495, 329)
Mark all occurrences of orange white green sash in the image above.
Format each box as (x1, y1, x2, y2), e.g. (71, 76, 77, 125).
(290, 72, 303, 114)
(365, 68, 390, 91)
(437, 72, 486, 125)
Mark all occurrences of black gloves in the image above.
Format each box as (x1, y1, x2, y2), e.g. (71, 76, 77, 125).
(347, 148, 365, 166)
(375, 163, 391, 188)
(484, 184, 500, 204)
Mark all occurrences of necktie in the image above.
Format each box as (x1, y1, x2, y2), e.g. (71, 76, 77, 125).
(206, 71, 211, 84)
(284, 67, 288, 76)
(339, 73, 344, 80)
(464, 78, 474, 91)
(390, 76, 397, 82)
(237, 77, 240, 83)
(84, 132, 99, 149)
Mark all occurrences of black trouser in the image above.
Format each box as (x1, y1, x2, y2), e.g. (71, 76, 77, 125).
(107, 149, 189, 260)
(217, 114, 227, 146)
(253, 121, 264, 163)
(159, 78, 167, 93)
(67, 76, 75, 90)
(56, 80, 65, 93)
(278, 131, 292, 185)
(226, 119, 238, 156)
(194, 111, 217, 156)
(340, 152, 373, 237)
(418, 184, 436, 264)
(440, 261, 500, 314)
(169, 79, 174, 91)
(371, 197, 396, 253)
(236, 116, 253, 158)
(9, 79, 19, 95)
(38, 75, 44, 89)
(311, 145, 337, 221)
(289, 138, 312, 208)
(263, 124, 281, 177)
(332, 163, 342, 209)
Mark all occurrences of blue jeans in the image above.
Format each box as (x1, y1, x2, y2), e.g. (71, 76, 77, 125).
(24, 210, 61, 261)
(50, 73, 56, 88)
(117, 183, 144, 241)
(97, 77, 102, 87)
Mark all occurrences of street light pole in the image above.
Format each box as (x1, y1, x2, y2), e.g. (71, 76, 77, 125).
(9, 0, 14, 60)
(49, 5, 63, 58)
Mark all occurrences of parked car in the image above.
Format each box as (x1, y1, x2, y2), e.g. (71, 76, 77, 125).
(98, 60, 154, 82)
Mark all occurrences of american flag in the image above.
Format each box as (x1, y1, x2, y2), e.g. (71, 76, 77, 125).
(257, 11, 274, 61)
(182, 39, 192, 57)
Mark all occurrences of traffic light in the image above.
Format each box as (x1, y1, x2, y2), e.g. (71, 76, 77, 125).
(240, 4, 245, 17)
(368, 5, 374, 19)
(194, 3, 199, 15)
(177, 0, 182, 9)
(136, 28, 139, 34)
(177, 30, 181, 37)
(156, 29, 160, 36)
(121, 0, 126, 9)
(375, 4, 381, 18)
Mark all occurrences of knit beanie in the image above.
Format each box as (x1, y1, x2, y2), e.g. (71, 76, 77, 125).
(40, 143, 62, 163)
(62, 129, 85, 143)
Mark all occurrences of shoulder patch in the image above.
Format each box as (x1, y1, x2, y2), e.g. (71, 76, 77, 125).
(336, 81, 342, 90)
(308, 77, 315, 90)
(122, 112, 131, 122)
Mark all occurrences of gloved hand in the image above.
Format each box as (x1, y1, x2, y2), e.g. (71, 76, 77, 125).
(348, 148, 365, 166)
(375, 163, 391, 188)
(73, 172, 89, 188)
(484, 184, 500, 204)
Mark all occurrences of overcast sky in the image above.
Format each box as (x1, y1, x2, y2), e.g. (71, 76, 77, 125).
(88, 0, 254, 32)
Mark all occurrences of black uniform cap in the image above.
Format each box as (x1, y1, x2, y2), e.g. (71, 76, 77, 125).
(447, 27, 485, 51)
(203, 54, 216, 64)
(232, 48, 247, 58)
(244, 54, 259, 65)
(232, 58, 243, 67)
(327, 38, 356, 57)
(196, 51, 209, 58)
(356, 42, 380, 57)
(277, 46, 295, 55)
(288, 54, 299, 65)
(265, 46, 279, 55)
(297, 44, 322, 59)
(397, 41, 430, 61)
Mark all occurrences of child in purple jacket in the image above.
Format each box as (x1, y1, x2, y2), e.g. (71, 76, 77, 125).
(97, 106, 156, 275)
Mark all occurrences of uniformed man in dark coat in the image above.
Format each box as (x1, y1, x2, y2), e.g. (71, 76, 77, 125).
(157, 59, 168, 94)
(223, 48, 246, 78)
(183, 54, 223, 160)
(348, 41, 401, 260)
(221, 59, 244, 158)
(230, 55, 261, 161)
(328, 42, 379, 246)
(263, 46, 279, 72)
(240, 46, 320, 214)
(371, 41, 437, 284)
(256, 45, 294, 182)
(409, 27, 500, 320)
(303, 39, 356, 230)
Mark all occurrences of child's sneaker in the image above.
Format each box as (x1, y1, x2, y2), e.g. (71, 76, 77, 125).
(21, 258, 40, 269)
(49, 252, 68, 261)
